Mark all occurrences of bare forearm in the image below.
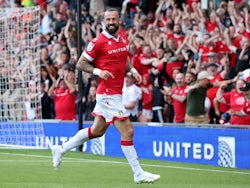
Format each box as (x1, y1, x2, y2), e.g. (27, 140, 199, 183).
(48, 82, 56, 97)
(172, 94, 186, 103)
(213, 98, 219, 113)
(229, 110, 247, 117)
(187, 83, 199, 92)
(238, 48, 247, 60)
(216, 88, 226, 104)
(186, 42, 198, 54)
(76, 54, 94, 74)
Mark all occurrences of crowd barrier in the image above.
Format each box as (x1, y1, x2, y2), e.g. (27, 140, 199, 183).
(33, 121, 250, 170)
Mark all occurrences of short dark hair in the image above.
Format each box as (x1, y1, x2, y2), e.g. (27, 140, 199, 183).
(104, 8, 120, 17)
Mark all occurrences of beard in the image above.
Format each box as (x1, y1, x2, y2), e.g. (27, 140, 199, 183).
(105, 24, 119, 35)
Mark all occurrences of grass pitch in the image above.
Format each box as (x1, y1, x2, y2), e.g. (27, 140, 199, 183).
(0, 149, 249, 188)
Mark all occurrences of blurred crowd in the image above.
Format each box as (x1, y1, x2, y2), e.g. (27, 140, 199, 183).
(1, 0, 250, 126)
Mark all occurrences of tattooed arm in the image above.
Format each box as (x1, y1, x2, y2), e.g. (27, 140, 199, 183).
(76, 53, 95, 74)
(76, 53, 114, 80)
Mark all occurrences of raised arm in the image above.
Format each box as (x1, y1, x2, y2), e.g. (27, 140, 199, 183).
(155, 0, 166, 19)
(223, 28, 237, 53)
(243, 7, 250, 32)
(216, 84, 227, 104)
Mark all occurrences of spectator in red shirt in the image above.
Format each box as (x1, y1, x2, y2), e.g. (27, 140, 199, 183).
(206, 54, 230, 123)
(134, 44, 156, 76)
(128, 42, 140, 67)
(161, 72, 188, 123)
(218, 82, 250, 124)
(139, 73, 153, 122)
(165, 21, 174, 40)
(48, 71, 77, 120)
(157, 54, 183, 87)
(224, 27, 250, 76)
(154, 1, 173, 31)
(216, 40, 231, 65)
(239, 82, 250, 115)
(186, 0, 200, 12)
(216, 79, 250, 125)
(173, 23, 185, 47)
(205, 11, 219, 33)
(198, 35, 219, 64)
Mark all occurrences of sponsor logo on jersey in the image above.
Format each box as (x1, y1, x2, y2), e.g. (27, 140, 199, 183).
(108, 47, 128, 54)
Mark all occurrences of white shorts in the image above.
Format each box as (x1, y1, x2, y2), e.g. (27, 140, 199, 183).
(92, 94, 129, 125)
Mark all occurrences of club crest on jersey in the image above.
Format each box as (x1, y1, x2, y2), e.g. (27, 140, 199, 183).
(87, 42, 94, 52)
(108, 41, 112, 45)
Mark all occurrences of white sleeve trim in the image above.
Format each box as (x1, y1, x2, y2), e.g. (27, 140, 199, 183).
(83, 51, 93, 62)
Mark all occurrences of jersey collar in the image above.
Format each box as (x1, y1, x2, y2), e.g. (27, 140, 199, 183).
(103, 30, 120, 42)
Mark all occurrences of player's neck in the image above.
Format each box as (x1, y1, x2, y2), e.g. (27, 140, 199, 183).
(112, 33, 119, 38)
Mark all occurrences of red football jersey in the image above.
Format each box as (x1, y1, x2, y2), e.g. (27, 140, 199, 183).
(83, 30, 129, 95)
(207, 73, 224, 108)
(186, 0, 200, 11)
(141, 85, 153, 110)
(54, 88, 76, 120)
(205, 20, 218, 33)
(242, 99, 250, 115)
(173, 34, 185, 47)
(135, 53, 154, 76)
(172, 84, 188, 122)
(223, 90, 250, 125)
